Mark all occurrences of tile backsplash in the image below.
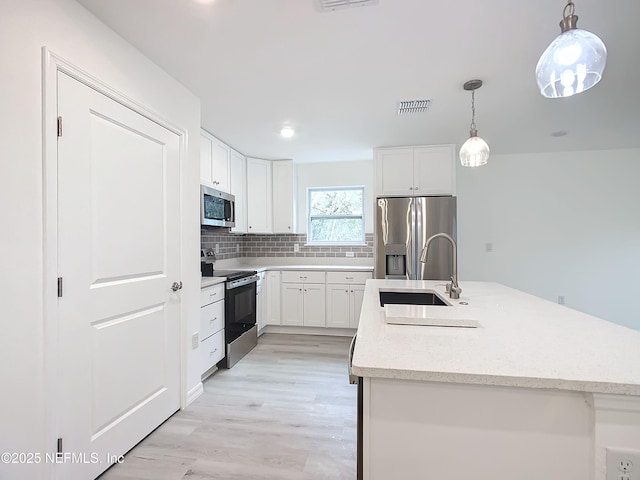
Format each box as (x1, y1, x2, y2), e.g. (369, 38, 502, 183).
(201, 228, 374, 260)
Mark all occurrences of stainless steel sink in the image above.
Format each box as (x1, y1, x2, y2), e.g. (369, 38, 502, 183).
(379, 291, 448, 307)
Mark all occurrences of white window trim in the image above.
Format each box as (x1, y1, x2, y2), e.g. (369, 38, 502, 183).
(307, 186, 365, 246)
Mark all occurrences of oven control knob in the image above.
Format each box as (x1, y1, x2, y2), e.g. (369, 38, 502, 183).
(171, 281, 183, 292)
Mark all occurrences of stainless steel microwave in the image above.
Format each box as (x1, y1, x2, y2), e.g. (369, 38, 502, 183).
(201, 185, 235, 227)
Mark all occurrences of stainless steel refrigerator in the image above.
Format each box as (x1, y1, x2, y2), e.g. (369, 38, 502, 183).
(375, 196, 457, 280)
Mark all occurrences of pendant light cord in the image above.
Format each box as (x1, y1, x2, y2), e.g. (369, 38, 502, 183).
(470, 89, 476, 132)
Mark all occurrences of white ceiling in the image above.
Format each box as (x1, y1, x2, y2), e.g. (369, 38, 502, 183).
(75, 0, 640, 163)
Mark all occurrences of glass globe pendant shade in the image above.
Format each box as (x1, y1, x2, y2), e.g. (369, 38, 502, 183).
(459, 132, 490, 167)
(536, 8, 607, 98)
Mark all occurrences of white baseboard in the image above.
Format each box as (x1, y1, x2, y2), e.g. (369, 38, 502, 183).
(263, 325, 355, 337)
(185, 382, 203, 407)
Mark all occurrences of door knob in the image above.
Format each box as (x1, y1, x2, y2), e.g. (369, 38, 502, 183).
(171, 281, 183, 292)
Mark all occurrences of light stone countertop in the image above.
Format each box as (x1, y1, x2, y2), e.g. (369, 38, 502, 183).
(200, 277, 226, 288)
(352, 279, 640, 395)
(201, 264, 373, 287)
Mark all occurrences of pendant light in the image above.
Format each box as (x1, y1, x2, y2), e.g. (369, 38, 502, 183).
(459, 79, 489, 168)
(536, 0, 607, 98)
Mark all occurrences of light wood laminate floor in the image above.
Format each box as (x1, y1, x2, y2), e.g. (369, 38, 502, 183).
(99, 334, 356, 480)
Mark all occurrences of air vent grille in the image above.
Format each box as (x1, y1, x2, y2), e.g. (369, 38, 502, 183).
(397, 99, 431, 115)
(317, 0, 378, 12)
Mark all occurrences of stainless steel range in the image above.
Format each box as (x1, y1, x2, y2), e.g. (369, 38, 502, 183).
(211, 270, 259, 368)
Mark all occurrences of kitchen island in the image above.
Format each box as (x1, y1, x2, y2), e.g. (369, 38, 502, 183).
(351, 280, 640, 480)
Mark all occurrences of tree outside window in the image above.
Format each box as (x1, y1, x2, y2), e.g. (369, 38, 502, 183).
(307, 187, 365, 244)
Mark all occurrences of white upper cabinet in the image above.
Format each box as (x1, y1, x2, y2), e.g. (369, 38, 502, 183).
(375, 145, 455, 197)
(246, 157, 273, 233)
(375, 148, 414, 196)
(272, 160, 296, 234)
(229, 149, 247, 233)
(200, 129, 230, 193)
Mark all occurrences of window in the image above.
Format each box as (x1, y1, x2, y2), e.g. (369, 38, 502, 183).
(307, 186, 365, 245)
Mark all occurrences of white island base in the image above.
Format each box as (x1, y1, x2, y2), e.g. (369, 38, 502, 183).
(364, 377, 640, 480)
(353, 280, 640, 480)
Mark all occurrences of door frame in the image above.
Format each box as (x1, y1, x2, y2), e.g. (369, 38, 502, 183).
(42, 47, 188, 479)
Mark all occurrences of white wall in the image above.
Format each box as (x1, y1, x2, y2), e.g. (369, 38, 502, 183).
(296, 160, 375, 234)
(0, 1, 201, 478)
(456, 148, 640, 330)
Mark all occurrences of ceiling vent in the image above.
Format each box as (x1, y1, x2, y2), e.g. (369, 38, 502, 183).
(397, 99, 431, 115)
(316, 0, 379, 12)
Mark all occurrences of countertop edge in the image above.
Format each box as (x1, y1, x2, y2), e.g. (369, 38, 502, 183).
(350, 366, 640, 396)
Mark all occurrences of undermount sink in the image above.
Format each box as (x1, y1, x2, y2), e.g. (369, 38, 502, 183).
(379, 290, 449, 307)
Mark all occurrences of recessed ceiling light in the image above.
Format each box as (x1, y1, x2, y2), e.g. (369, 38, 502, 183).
(280, 126, 295, 138)
(550, 130, 568, 137)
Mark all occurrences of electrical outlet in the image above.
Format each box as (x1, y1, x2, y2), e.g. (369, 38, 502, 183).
(485, 242, 493, 253)
(215, 243, 220, 254)
(294, 244, 300, 253)
(191, 332, 199, 349)
(346, 251, 355, 258)
(558, 295, 565, 305)
(607, 448, 640, 480)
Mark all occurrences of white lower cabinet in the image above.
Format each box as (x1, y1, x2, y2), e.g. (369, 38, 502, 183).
(281, 283, 305, 326)
(281, 272, 326, 327)
(200, 283, 225, 375)
(326, 271, 372, 329)
(350, 285, 365, 329)
(256, 271, 267, 333)
(302, 284, 326, 327)
(200, 329, 224, 374)
(275, 270, 370, 330)
(266, 271, 281, 325)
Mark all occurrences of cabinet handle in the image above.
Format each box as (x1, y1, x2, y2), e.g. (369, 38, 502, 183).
(345, 290, 349, 293)
(345, 277, 354, 280)
(210, 348, 218, 356)
(249, 226, 252, 229)
(210, 292, 217, 298)
(409, 187, 413, 190)
(299, 288, 302, 292)
(304, 289, 307, 292)
(210, 317, 217, 323)
(414, 186, 420, 190)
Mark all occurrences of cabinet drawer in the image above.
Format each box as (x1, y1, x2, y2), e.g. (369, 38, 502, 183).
(200, 299, 224, 340)
(281, 270, 325, 284)
(201, 329, 225, 373)
(326, 271, 372, 285)
(201, 283, 224, 307)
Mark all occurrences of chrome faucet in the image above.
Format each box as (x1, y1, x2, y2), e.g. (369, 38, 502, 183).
(420, 233, 462, 299)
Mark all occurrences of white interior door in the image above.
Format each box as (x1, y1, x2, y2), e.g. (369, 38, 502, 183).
(56, 72, 181, 480)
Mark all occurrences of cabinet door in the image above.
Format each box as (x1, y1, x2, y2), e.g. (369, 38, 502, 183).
(229, 149, 247, 233)
(326, 284, 351, 329)
(246, 157, 273, 233)
(266, 271, 281, 325)
(200, 132, 213, 187)
(303, 284, 326, 327)
(200, 329, 224, 374)
(281, 283, 304, 326)
(413, 145, 455, 195)
(350, 285, 365, 329)
(256, 278, 265, 332)
(375, 148, 414, 196)
(272, 160, 295, 233)
(211, 137, 230, 193)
